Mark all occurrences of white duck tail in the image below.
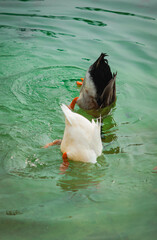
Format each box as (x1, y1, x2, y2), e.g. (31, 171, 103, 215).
(61, 104, 73, 125)
(60, 104, 103, 163)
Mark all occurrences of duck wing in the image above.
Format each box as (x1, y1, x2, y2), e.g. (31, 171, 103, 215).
(99, 72, 117, 108)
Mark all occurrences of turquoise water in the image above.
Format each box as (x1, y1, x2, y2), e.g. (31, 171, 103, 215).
(0, 0, 157, 239)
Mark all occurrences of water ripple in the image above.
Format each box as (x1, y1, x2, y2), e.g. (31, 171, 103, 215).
(0, 25, 75, 38)
(0, 12, 106, 27)
(76, 7, 156, 20)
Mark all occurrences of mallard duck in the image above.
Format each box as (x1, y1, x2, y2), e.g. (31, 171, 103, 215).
(69, 53, 117, 110)
(43, 104, 102, 171)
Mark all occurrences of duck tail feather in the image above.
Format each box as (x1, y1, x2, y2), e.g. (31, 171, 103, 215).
(101, 53, 108, 58)
(99, 73, 117, 108)
(113, 72, 117, 78)
(61, 104, 72, 125)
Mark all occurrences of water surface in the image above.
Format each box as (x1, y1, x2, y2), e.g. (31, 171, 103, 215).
(0, 0, 157, 239)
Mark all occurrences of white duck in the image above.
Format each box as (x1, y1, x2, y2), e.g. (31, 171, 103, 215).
(43, 104, 103, 171)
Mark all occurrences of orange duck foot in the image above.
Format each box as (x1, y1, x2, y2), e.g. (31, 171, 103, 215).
(76, 81, 83, 86)
(152, 166, 157, 173)
(42, 139, 62, 148)
(68, 97, 79, 110)
(76, 78, 84, 86)
(60, 152, 69, 173)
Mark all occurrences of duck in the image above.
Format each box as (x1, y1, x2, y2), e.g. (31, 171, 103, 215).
(43, 104, 103, 171)
(68, 53, 117, 111)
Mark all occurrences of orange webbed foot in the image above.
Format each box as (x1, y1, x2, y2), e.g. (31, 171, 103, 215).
(76, 78, 84, 86)
(42, 139, 62, 148)
(60, 152, 69, 173)
(68, 97, 79, 110)
(152, 166, 157, 173)
(76, 81, 83, 86)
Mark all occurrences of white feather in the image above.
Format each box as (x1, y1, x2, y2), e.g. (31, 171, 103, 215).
(61, 104, 103, 163)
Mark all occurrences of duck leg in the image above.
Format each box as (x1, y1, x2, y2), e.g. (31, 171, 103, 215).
(60, 152, 69, 173)
(68, 97, 79, 110)
(42, 139, 62, 148)
(152, 166, 157, 173)
(76, 78, 84, 86)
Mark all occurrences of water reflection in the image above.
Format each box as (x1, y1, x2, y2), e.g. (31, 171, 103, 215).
(57, 157, 108, 192)
(102, 114, 117, 141)
(101, 111, 120, 155)
(76, 102, 116, 119)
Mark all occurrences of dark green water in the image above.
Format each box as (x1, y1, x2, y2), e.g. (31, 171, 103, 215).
(0, 0, 157, 239)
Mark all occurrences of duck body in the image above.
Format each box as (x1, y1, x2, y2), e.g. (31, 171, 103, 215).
(61, 104, 102, 163)
(72, 53, 117, 110)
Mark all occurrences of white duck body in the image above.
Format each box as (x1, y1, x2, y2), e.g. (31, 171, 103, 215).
(61, 104, 102, 163)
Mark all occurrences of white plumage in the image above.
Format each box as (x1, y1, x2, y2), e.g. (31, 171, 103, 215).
(60, 104, 102, 163)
